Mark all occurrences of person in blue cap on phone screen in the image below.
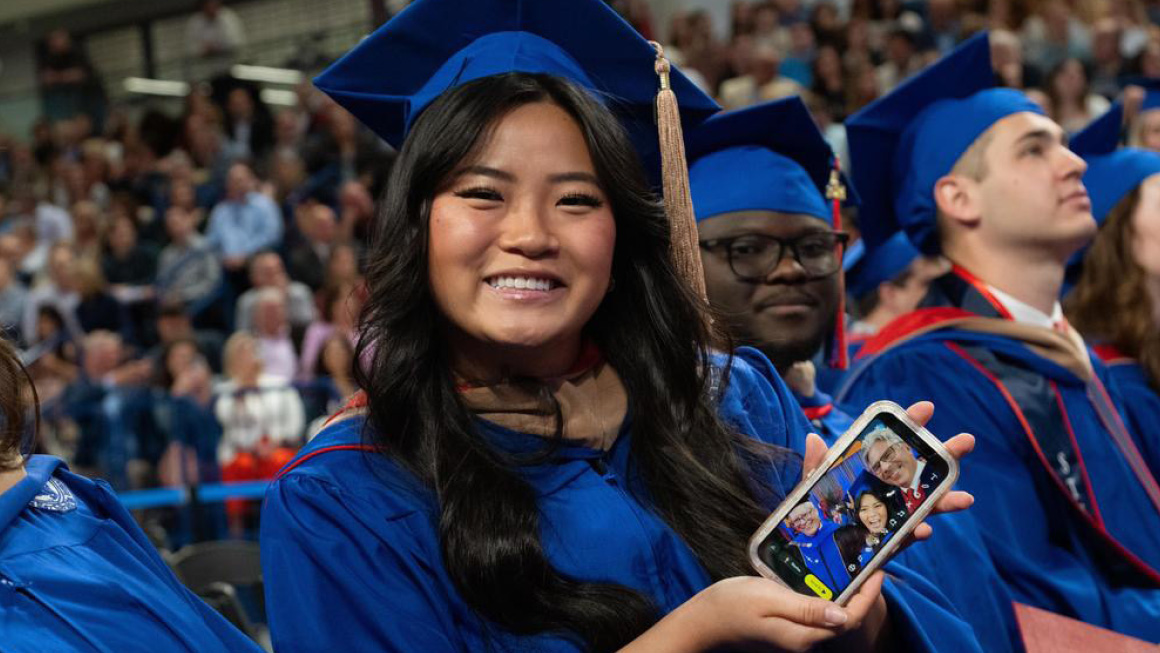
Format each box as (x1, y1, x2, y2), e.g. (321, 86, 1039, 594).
(258, 0, 983, 651)
(839, 31, 1160, 645)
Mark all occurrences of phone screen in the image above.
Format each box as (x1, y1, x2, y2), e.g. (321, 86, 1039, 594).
(755, 413, 950, 600)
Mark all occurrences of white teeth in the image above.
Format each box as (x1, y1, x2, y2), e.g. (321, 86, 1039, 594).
(489, 276, 555, 291)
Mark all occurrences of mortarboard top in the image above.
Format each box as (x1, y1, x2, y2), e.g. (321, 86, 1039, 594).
(846, 231, 920, 298)
(846, 32, 1044, 256)
(686, 97, 856, 226)
(312, 0, 719, 159)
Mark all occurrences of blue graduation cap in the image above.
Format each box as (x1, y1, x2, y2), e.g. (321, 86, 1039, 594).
(846, 231, 920, 298)
(686, 97, 856, 368)
(313, 0, 718, 153)
(1070, 79, 1160, 158)
(846, 32, 1045, 256)
(1064, 107, 1160, 289)
(686, 96, 856, 225)
(313, 0, 721, 299)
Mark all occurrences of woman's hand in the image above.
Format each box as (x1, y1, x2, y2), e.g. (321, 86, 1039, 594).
(803, 400, 976, 544)
(623, 573, 886, 653)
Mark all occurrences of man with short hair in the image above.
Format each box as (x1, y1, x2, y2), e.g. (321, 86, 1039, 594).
(783, 499, 848, 591)
(205, 162, 283, 274)
(859, 427, 943, 512)
(689, 97, 853, 444)
(841, 33, 1160, 643)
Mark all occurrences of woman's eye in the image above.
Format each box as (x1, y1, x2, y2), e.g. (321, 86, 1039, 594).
(558, 193, 604, 208)
(1024, 145, 1045, 157)
(454, 187, 503, 202)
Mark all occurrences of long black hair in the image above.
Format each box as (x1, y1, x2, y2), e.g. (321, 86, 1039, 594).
(0, 337, 38, 470)
(354, 72, 784, 651)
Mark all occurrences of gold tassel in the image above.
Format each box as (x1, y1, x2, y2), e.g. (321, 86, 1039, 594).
(650, 42, 708, 302)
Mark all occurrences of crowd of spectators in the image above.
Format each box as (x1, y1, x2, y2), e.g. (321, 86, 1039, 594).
(5, 0, 1160, 542)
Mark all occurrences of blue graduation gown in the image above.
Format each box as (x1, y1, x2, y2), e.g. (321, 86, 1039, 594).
(1092, 350, 1160, 480)
(791, 521, 851, 589)
(0, 456, 262, 652)
(260, 348, 982, 652)
(838, 275, 1160, 645)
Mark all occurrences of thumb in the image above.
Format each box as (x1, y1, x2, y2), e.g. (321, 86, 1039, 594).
(791, 595, 849, 628)
(802, 433, 828, 477)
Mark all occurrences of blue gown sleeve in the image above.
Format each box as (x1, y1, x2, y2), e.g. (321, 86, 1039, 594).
(878, 561, 987, 653)
(723, 346, 812, 455)
(260, 472, 464, 652)
(1103, 363, 1160, 481)
(842, 346, 1102, 652)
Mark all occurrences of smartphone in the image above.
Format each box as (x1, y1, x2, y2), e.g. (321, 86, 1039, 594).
(748, 400, 959, 605)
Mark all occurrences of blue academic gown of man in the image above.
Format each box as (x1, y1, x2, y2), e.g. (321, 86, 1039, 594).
(0, 456, 262, 652)
(260, 347, 983, 652)
(838, 271, 1160, 645)
(1090, 346, 1160, 480)
(790, 519, 851, 591)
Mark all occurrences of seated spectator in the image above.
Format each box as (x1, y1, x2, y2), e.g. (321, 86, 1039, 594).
(205, 162, 283, 276)
(156, 206, 222, 312)
(61, 330, 156, 489)
(70, 199, 106, 264)
(1046, 57, 1110, 133)
(719, 43, 805, 110)
(25, 305, 79, 405)
(222, 84, 274, 163)
(0, 257, 28, 338)
(324, 242, 362, 290)
(10, 188, 73, 279)
(298, 282, 360, 381)
(286, 202, 337, 291)
(154, 339, 222, 485)
(151, 301, 225, 373)
(73, 256, 131, 341)
(22, 243, 82, 346)
(235, 251, 316, 332)
(876, 29, 923, 94)
(337, 179, 374, 243)
(250, 288, 297, 382)
(102, 212, 158, 290)
(214, 331, 303, 533)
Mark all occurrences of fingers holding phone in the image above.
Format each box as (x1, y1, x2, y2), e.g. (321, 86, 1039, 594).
(751, 401, 967, 605)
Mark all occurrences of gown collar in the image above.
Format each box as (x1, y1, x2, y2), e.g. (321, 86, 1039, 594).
(0, 456, 65, 533)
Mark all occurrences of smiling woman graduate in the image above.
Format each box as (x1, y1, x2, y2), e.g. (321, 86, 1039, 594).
(0, 335, 262, 652)
(258, 1, 980, 651)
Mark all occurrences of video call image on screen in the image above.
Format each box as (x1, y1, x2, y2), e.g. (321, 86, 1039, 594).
(757, 414, 948, 600)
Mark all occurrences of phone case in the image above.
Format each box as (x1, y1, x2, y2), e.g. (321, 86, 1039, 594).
(747, 400, 960, 605)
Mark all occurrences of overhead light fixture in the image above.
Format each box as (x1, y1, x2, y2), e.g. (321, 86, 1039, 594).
(123, 77, 190, 97)
(260, 88, 298, 106)
(231, 64, 304, 85)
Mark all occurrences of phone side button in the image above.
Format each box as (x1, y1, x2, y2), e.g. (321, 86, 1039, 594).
(803, 575, 833, 600)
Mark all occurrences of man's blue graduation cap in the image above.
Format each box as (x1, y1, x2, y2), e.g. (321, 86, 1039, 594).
(846, 231, 921, 298)
(846, 32, 1045, 256)
(313, 0, 720, 299)
(313, 0, 718, 154)
(686, 97, 856, 368)
(686, 96, 856, 225)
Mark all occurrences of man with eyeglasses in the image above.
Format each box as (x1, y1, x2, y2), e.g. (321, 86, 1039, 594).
(688, 97, 855, 445)
(860, 427, 941, 512)
(782, 498, 850, 593)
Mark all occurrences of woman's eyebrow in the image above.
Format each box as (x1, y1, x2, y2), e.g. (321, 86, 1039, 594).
(548, 171, 601, 185)
(459, 165, 515, 181)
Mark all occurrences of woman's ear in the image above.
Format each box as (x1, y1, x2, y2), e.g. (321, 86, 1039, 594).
(933, 174, 981, 229)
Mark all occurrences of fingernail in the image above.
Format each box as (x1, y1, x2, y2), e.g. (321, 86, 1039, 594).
(824, 607, 848, 626)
